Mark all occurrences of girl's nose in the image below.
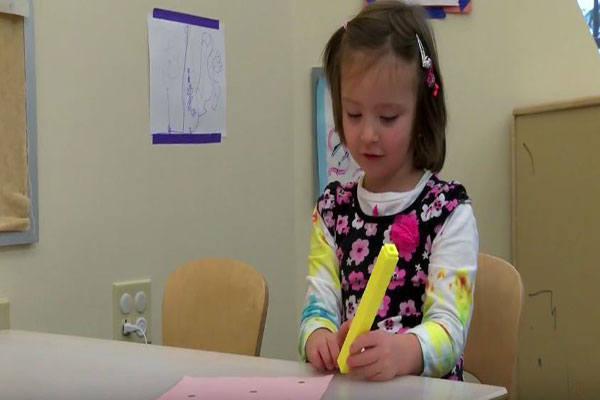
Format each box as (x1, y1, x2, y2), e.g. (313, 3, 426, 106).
(360, 120, 378, 143)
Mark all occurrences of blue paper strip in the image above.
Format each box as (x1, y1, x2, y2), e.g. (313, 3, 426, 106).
(458, 0, 471, 11)
(152, 8, 219, 30)
(426, 7, 447, 19)
(152, 133, 221, 144)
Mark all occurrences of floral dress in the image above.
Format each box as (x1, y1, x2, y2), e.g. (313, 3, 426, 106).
(299, 173, 478, 380)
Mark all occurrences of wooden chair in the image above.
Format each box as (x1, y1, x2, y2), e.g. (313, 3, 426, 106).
(463, 253, 523, 399)
(162, 258, 268, 356)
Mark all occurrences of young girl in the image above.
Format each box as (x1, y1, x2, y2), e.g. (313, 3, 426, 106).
(298, 1, 478, 382)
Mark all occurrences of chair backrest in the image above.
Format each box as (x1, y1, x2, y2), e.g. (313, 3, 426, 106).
(463, 253, 523, 399)
(162, 258, 268, 356)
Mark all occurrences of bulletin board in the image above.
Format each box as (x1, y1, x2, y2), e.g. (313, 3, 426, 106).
(513, 96, 600, 399)
(0, 0, 38, 246)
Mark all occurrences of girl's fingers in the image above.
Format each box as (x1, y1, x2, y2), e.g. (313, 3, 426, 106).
(350, 360, 381, 380)
(337, 320, 352, 346)
(349, 331, 379, 355)
(318, 341, 335, 370)
(347, 347, 378, 369)
(326, 334, 341, 368)
(308, 346, 325, 371)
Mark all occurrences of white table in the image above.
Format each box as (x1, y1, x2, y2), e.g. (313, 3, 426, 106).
(0, 330, 507, 400)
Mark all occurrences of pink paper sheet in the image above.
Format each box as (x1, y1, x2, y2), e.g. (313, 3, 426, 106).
(158, 375, 334, 400)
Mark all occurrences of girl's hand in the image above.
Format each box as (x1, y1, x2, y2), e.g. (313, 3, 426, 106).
(336, 319, 351, 348)
(306, 321, 352, 372)
(346, 331, 423, 381)
(305, 328, 340, 372)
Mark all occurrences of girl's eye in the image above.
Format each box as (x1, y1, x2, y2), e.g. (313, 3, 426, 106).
(380, 115, 398, 123)
(347, 113, 362, 119)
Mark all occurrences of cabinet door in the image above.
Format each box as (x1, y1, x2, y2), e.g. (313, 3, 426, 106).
(514, 103, 600, 400)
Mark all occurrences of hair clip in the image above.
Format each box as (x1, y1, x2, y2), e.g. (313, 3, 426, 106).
(416, 34, 439, 98)
(416, 34, 431, 69)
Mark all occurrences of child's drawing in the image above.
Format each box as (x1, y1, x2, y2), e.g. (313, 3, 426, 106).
(149, 9, 226, 143)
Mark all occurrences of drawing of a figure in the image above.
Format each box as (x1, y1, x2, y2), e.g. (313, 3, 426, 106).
(182, 27, 223, 133)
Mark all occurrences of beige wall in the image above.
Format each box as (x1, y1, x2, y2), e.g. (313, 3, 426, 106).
(0, 0, 599, 363)
(0, 0, 297, 360)
(292, 0, 359, 333)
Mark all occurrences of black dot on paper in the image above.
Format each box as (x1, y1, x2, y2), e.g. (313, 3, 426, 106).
(298, 381, 305, 384)
(187, 395, 196, 398)
(250, 390, 258, 393)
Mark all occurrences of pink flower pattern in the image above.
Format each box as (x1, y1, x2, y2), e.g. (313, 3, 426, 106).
(352, 214, 364, 229)
(377, 317, 406, 334)
(336, 215, 349, 235)
(421, 193, 447, 221)
(349, 239, 370, 265)
(422, 235, 432, 260)
(364, 223, 378, 236)
(323, 211, 335, 228)
(399, 300, 421, 317)
(384, 318, 394, 331)
(411, 270, 428, 287)
(348, 271, 366, 291)
(336, 187, 351, 205)
(346, 295, 358, 320)
(446, 199, 458, 212)
(388, 267, 406, 290)
(378, 295, 391, 317)
(318, 190, 334, 212)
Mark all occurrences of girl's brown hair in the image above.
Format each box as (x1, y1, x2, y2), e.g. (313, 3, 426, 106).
(323, 0, 446, 172)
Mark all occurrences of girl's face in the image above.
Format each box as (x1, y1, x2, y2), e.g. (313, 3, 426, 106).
(341, 51, 420, 193)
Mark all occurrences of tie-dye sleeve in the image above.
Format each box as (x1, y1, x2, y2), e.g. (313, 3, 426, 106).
(406, 204, 478, 377)
(298, 207, 342, 361)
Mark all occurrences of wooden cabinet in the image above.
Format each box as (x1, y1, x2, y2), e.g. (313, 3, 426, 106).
(513, 97, 600, 399)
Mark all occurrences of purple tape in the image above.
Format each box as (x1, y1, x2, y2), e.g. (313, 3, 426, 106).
(152, 133, 221, 145)
(458, 0, 471, 11)
(426, 7, 446, 19)
(152, 8, 219, 30)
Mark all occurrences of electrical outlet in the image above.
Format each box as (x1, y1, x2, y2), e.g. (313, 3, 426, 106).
(0, 298, 9, 330)
(112, 279, 151, 343)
